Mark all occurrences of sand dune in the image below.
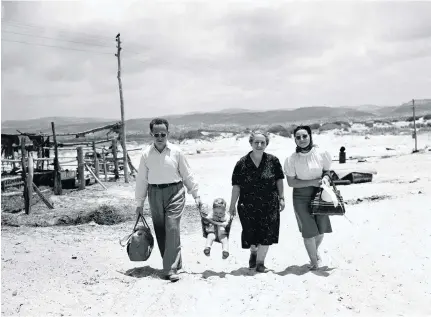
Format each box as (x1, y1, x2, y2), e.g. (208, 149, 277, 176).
(2, 132, 431, 316)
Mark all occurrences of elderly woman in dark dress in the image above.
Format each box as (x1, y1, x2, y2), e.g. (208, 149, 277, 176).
(229, 131, 285, 273)
(284, 125, 332, 270)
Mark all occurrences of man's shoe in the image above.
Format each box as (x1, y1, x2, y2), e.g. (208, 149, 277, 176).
(256, 263, 269, 273)
(169, 273, 180, 282)
(249, 252, 257, 269)
(222, 251, 229, 259)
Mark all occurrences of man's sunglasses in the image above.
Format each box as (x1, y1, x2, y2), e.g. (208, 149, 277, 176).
(295, 134, 309, 140)
(152, 133, 167, 138)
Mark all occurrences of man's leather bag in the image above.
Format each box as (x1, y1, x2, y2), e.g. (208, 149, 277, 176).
(120, 214, 154, 261)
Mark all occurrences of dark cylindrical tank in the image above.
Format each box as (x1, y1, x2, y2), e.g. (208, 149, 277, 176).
(339, 146, 346, 164)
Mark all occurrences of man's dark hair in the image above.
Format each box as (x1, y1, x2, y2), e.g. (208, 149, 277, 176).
(150, 118, 169, 132)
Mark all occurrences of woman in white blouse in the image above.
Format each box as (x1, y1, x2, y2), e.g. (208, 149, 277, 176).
(284, 125, 332, 270)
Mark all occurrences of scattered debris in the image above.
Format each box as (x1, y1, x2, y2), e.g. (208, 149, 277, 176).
(345, 195, 392, 205)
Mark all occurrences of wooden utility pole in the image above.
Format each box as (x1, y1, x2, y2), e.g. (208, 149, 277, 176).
(412, 99, 418, 153)
(115, 33, 129, 183)
(20, 138, 30, 214)
(77, 147, 85, 190)
(51, 122, 62, 195)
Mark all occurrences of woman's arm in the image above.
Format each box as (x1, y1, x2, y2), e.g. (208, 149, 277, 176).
(276, 179, 284, 198)
(229, 185, 240, 215)
(286, 176, 320, 188)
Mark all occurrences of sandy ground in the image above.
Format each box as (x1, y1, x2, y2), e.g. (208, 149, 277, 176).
(2, 132, 431, 316)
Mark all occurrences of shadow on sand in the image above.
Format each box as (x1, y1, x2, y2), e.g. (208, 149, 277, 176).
(120, 266, 165, 279)
(119, 264, 335, 280)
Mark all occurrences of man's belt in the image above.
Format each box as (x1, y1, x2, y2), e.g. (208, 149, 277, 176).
(149, 181, 182, 189)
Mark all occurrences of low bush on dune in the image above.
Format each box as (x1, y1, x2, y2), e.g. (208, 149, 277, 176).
(278, 129, 293, 138)
(364, 122, 374, 128)
(423, 114, 431, 120)
(309, 123, 321, 130)
(406, 116, 421, 122)
(266, 124, 287, 134)
(266, 125, 293, 138)
(176, 130, 203, 142)
(374, 120, 392, 125)
(319, 123, 343, 132)
(333, 120, 352, 128)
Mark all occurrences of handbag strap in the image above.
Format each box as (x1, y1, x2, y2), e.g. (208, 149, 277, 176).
(324, 173, 338, 191)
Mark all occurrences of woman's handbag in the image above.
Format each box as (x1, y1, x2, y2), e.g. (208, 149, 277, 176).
(310, 177, 346, 216)
(119, 214, 154, 262)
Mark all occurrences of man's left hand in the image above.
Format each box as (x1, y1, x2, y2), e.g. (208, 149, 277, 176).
(194, 196, 203, 209)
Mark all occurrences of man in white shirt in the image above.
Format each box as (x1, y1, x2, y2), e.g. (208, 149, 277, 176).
(135, 118, 202, 282)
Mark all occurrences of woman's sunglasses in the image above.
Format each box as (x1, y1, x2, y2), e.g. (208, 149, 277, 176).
(152, 133, 167, 138)
(295, 134, 309, 140)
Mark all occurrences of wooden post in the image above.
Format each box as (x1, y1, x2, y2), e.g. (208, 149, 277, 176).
(101, 150, 108, 181)
(27, 155, 34, 213)
(37, 147, 43, 170)
(92, 141, 100, 178)
(51, 122, 62, 195)
(127, 152, 138, 176)
(112, 139, 119, 180)
(85, 163, 108, 190)
(20, 138, 30, 214)
(12, 148, 17, 170)
(412, 99, 418, 153)
(115, 34, 129, 183)
(77, 147, 85, 190)
(32, 182, 54, 209)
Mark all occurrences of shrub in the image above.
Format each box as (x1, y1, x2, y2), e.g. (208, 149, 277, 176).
(332, 120, 352, 128)
(309, 123, 321, 130)
(278, 129, 292, 138)
(364, 122, 374, 128)
(406, 116, 420, 122)
(177, 130, 202, 142)
(423, 114, 431, 120)
(319, 123, 342, 131)
(267, 125, 287, 134)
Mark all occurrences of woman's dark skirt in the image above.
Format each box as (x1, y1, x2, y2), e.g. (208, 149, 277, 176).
(292, 187, 332, 238)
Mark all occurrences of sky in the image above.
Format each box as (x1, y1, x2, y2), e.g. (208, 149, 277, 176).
(1, 1, 431, 121)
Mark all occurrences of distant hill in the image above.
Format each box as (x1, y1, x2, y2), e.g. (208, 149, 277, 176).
(388, 99, 431, 116)
(1, 116, 113, 133)
(343, 100, 431, 117)
(2, 101, 430, 135)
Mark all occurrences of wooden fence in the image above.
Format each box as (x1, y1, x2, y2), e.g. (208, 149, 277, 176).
(1, 122, 140, 214)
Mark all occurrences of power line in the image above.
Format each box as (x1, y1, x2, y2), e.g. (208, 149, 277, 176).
(2, 37, 150, 64)
(1, 19, 114, 43)
(1, 38, 114, 55)
(1, 19, 149, 52)
(1, 30, 114, 48)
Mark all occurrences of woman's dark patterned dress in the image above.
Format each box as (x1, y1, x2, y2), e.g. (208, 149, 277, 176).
(232, 152, 285, 248)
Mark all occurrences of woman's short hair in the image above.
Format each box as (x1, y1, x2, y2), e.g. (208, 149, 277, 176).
(249, 130, 270, 145)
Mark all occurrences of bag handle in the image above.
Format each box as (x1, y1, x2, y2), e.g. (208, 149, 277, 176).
(119, 213, 151, 247)
(322, 172, 338, 191)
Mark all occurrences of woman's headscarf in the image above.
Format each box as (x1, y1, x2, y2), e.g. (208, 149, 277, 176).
(293, 125, 314, 153)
